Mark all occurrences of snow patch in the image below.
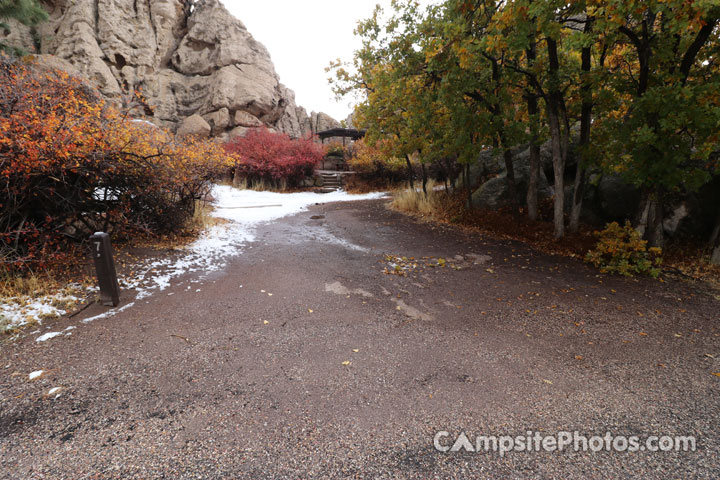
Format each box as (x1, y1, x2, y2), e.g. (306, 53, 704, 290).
(36, 331, 63, 342)
(82, 302, 136, 324)
(1, 293, 82, 333)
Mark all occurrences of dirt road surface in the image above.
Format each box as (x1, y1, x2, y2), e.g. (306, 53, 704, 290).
(1, 199, 719, 479)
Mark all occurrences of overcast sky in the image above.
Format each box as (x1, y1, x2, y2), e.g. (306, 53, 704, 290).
(223, 0, 428, 122)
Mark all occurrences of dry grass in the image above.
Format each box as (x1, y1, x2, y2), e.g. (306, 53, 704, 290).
(389, 181, 457, 220)
(233, 178, 294, 192)
(344, 175, 399, 194)
(0, 268, 88, 334)
(190, 198, 226, 231)
(0, 270, 63, 299)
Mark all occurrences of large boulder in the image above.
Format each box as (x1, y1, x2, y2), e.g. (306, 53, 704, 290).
(203, 108, 231, 135)
(591, 173, 642, 221)
(177, 114, 211, 138)
(0, 0, 321, 139)
(472, 158, 552, 209)
(234, 110, 264, 128)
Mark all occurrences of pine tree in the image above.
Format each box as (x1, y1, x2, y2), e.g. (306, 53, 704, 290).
(0, 0, 48, 54)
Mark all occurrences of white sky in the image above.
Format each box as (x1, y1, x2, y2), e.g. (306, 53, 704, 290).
(223, 0, 431, 122)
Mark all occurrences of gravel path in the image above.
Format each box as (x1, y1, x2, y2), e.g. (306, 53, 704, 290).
(1, 199, 719, 479)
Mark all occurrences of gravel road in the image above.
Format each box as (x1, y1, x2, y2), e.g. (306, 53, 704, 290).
(1, 199, 719, 479)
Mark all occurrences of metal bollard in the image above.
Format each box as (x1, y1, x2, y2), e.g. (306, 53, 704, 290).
(89, 232, 120, 307)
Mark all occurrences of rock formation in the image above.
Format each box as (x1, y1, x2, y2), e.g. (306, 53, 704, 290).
(0, 0, 336, 139)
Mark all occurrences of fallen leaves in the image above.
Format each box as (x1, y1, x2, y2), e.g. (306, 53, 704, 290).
(381, 254, 485, 276)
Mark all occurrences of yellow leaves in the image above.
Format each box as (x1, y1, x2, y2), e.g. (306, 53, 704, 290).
(342, 360, 351, 366)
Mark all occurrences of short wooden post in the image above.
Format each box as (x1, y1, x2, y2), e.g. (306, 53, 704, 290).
(89, 232, 120, 307)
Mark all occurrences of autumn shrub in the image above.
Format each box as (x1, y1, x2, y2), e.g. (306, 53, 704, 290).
(325, 141, 346, 157)
(347, 139, 406, 183)
(225, 128, 323, 189)
(0, 55, 231, 272)
(584, 221, 663, 277)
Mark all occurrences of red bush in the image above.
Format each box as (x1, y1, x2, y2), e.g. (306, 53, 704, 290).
(225, 128, 323, 188)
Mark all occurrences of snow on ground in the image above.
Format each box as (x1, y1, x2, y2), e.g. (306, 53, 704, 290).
(1, 292, 82, 334)
(36, 331, 63, 342)
(2, 186, 385, 340)
(117, 186, 385, 300)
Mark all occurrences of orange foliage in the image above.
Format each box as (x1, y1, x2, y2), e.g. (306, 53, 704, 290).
(0, 55, 232, 271)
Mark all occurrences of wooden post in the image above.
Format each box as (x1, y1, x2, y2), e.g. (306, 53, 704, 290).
(89, 232, 120, 307)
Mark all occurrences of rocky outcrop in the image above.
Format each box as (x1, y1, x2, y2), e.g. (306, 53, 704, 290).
(310, 111, 342, 133)
(0, 0, 329, 138)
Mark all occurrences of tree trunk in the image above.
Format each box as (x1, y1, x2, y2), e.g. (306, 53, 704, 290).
(710, 210, 720, 248)
(503, 148, 518, 214)
(634, 189, 651, 238)
(546, 37, 566, 239)
(569, 165, 586, 233)
(709, 210, 720, 265)
(647, 190, 665, 249)
(405, 154, 414, 190)
(232, 167, 241, 187)
(421, 162, 428, 198)
(524, 40, 540, 221)
(548, 108, 565, 239)
(465, 164, 472, 209)
(569, 25, 594, 233)
(527, 141, 540, 221)
(711, 245, 720, 266)
(636, 188, 665, 248)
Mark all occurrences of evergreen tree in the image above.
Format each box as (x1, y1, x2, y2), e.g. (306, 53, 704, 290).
(0, 0, 48, 54)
